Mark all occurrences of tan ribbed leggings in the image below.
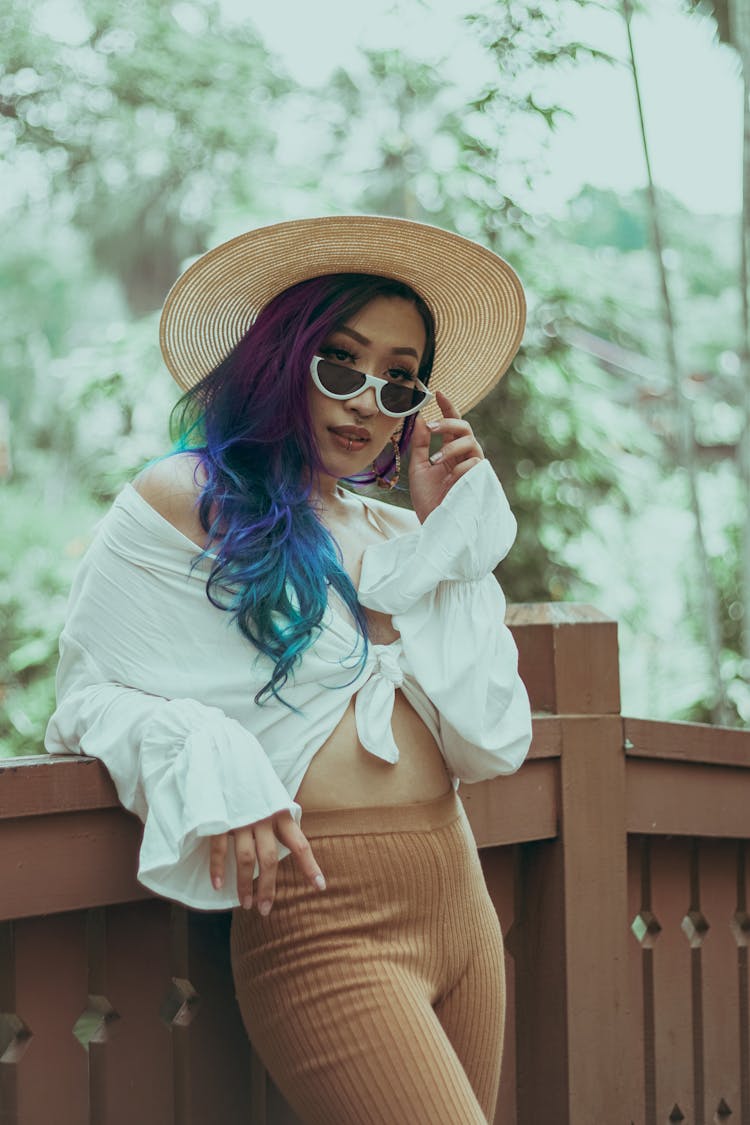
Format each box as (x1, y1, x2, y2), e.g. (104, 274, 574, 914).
(230, 788, 505, 1125)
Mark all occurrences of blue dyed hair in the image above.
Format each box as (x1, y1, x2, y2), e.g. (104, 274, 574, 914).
(170, 273, 436, 708)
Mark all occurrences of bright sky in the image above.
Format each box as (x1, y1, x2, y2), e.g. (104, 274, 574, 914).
(237, 0, 742, 216)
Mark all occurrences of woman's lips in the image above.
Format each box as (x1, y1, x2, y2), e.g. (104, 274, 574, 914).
(329, 430, 369, 452)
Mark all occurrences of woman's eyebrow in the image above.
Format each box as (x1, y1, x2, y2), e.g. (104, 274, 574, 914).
(337, 325, 419, 359)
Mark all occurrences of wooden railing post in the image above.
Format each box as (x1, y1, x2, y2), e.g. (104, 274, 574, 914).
(506, 605, 636, 1125)
(507, 603, 621, 718)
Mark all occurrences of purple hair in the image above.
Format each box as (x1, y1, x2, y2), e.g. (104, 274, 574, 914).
(170, 273, 436, 707)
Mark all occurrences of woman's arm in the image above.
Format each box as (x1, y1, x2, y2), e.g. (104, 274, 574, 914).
(45, 459, 324, 911)
(46, 668, 308, 910)
(358, 457, 532, 781)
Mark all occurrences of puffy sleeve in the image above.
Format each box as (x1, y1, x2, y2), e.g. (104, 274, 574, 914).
(44, 497, 301, 912)
(357, 459, 532, 783)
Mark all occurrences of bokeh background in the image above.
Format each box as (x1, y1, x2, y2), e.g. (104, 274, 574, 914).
(2, 0, 748, 757)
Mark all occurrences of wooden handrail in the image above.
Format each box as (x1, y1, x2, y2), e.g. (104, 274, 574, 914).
(624, 715, 750, 768)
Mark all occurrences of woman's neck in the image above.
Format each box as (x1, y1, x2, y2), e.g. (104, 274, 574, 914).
(308, 471, 348, 517)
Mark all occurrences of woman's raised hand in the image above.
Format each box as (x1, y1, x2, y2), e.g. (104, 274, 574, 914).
(210, 810, 326, 915)
(408, 389, 485, 523)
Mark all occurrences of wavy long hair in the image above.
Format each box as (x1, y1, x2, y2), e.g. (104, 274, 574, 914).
(170, 273, 436, 708)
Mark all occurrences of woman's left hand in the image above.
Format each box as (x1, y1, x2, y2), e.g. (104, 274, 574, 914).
(408, 390, 485, 523)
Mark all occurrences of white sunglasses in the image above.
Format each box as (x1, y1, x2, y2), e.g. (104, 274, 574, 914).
(310, 356, 433, 418)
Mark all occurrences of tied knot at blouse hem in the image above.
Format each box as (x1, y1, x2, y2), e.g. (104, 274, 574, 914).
(45, 458, 532, 911)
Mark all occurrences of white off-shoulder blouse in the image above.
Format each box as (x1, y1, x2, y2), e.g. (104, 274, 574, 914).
(45, 458, 532, 910)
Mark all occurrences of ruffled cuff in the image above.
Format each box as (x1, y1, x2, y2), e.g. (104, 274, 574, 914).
(358, 459, 516, 615)
(439, 669, 532, 782)
(137, 699, 301, 910)
(46, 685, 300, 911)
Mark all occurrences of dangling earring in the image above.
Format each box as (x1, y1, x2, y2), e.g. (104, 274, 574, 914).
(375, 433, 401, 491)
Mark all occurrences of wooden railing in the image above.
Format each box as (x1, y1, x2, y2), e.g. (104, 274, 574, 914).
(1, 605, 748, 1125)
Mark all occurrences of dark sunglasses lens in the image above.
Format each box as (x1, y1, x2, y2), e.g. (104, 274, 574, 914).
(317, 359, 426, 414)
(381, 382, 426, 414)
(317, 360, 365, 396)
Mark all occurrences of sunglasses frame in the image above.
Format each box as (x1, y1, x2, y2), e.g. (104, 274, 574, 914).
(310, 355, 433, 419)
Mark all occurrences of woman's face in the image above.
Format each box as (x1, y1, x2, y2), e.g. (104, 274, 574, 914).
(308, 295, 427, 483)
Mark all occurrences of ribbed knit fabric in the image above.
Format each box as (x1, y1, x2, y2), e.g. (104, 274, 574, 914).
(230, 789, 505, 1125)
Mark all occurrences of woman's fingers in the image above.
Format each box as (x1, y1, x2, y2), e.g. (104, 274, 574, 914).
(209, 832, 229, 891)
(233, 825, 259, 909)
(274, 811, 327, 893)
(209, 810, 326, 917)
(434, 388, 462, 419)
(408, 413, 434, 469)
(251, 822, 279, 915)
(427, 410, 483, 466)
(427, 417, 472, 438)
(428, 433, 484, 471)
(451, 456, 485, 480)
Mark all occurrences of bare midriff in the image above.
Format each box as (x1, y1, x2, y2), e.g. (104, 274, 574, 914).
(294, 500, 454, 809)
(293, 686, 452, 810)
(293, 493, 454, 810)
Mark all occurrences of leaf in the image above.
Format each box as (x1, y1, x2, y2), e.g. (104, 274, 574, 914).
(8, 637, 54, 674)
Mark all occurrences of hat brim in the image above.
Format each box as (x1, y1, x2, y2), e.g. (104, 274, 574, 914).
(159, 215, 526, 422)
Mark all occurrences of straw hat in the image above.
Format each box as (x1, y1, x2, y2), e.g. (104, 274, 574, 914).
(159, 215, 526, 422)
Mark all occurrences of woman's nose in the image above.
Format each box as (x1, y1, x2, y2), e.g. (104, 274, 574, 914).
(348, 385, 379, 416)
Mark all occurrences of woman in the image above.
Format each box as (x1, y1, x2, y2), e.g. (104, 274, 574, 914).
(46, 215, 532, 1124)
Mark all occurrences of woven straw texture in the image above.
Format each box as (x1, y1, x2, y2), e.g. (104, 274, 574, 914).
(159, 215, 526, 421)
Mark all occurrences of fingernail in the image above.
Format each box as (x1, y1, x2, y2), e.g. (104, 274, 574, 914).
(427, 421, 439, 430)
(259, 901, 271, 916)
(212, 876, 223, 891)
(429, 451, 444, 464)
(315, 874, 327, 891)
(242, 895, 253, 910)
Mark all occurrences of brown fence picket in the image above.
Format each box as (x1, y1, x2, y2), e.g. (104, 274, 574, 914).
(1, 913, 89, 1125)
(700, 839, 742, 1124)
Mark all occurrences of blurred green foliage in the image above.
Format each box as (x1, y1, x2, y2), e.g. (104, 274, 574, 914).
(2, 0, 290, 311)
(0, 481, 101, 755)
(1, 0, 747, 756)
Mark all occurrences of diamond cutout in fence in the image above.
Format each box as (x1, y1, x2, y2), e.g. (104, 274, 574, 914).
(715, 1097, 733, 1120)
(73, 995, 120, 1051)
(669, 1105, 685, 1123)
(731, 910, 750, 948)
(0, 1013, 32, 1063)
(160, 977, 200, 1028)
(681, 909, 710, 949)
(631, 910, 662, 948)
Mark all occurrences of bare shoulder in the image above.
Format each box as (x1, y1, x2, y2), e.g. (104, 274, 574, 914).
(132, 453, 209, 548)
